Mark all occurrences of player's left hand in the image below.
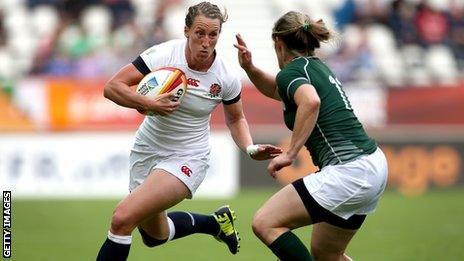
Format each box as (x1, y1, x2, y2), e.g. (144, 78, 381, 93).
(267, 153, 294, 178)
(234, 34, 253, 71)
(250, 144, 282, 161)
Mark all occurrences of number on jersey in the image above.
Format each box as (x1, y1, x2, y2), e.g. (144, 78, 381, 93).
(329, 75, 352, 110)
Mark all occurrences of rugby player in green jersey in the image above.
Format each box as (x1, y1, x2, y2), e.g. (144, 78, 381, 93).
(235, 11, 388, 261)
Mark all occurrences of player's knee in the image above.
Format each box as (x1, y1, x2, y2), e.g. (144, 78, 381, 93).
(311, 245, 343, 260)
(310, 245, 324, 260)
(251, 210, 269, 239)
(110, 206, 136, 234)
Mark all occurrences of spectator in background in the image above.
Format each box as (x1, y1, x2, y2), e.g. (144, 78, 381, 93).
(0, 10, 6, 46)
(333, 0, 357, 30)
(449, 0, 464, 70)
(42, 47, 74, 75)
(27, 0, 59, 9)
(30, 17, 67, 75)
(354, 0, 389, 25)
(27, 0, 177, 77)
(29, 0, 99, 75)
(57, 0, 102, 23)
(143, 0, 181, 47)
(390, 0, 419, 46)
(74, 49, 108, 77)
(103, 0, 134, 29)
(147, 18, 168, 46)
(327, 25, 375, 83)
(0, 10, 10, 95)
(32, 22, 90, 75)
(415, 1, 450, 47)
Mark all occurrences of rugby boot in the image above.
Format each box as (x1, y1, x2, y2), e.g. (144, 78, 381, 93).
(213, 205, 240, 254)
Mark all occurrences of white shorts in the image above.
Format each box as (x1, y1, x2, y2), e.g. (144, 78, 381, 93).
(128, 137, 210, 198)
(300, 147, 388, 220)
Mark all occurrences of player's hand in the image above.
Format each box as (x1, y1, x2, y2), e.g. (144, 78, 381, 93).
(267, 153, 294, 178)
(146, 92, 180, 116)
(250, 144, 283, 161)
(234, 34, 253, 71)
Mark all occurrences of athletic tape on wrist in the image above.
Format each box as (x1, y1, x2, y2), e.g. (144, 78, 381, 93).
(246, 144, 259, 157)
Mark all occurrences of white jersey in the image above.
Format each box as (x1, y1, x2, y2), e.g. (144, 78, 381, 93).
(134, 39, 241, 153)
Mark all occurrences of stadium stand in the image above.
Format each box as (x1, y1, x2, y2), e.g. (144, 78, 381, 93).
(0, 0, 463, 91)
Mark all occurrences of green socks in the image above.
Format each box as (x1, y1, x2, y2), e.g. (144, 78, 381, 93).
(268, 231, 313, 261)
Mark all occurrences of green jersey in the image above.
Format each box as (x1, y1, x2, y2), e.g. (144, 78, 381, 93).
(276, 57, 377, 168)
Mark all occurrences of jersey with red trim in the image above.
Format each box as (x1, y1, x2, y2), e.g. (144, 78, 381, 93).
(135, 39, 241, 153)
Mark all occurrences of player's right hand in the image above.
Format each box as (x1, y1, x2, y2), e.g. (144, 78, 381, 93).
(146, 92, 180, 116)
(234, 34, 254, 71)
(250, 144, 283, 161)
(267, 153, 294, 178)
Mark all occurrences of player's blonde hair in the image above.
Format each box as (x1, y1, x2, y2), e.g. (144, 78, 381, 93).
(272, 11, 332, 56)
(185, 1, 228, 31)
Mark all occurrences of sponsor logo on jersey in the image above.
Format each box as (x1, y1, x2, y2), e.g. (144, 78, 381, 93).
(187, 78, 200, 87)
(207, 83, 221, 98)
(181, 165, 192, 177)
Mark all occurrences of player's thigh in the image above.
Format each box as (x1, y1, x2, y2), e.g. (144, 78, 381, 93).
(116, 169, 190, 226)
(254, 184, 312, 231)
(311, 222, 357, 260)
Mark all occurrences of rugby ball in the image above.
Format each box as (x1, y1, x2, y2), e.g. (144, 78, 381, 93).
(136, 67, 188, 113)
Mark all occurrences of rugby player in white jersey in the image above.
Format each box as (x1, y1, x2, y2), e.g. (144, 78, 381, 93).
(96, 2, 282, 260)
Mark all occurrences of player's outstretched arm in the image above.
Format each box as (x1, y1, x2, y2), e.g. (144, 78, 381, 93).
(224, 101, 282, 160)
(223, 100, 253, 152)
(234, 34, 281, 101)
(247, 144, 283, 161)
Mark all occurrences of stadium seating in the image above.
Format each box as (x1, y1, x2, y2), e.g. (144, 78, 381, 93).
(0, 0, 462, 87)
(425, 45, 459, 85)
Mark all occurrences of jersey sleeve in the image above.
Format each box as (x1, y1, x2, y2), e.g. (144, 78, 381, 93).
(222, 75, 242, 105)
(132, 56, 150, 75)
(132, 42, 172, 74)
(276, 68, 310, 103)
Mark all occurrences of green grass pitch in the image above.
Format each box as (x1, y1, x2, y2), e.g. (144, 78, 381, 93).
(11, 188, 464, 260)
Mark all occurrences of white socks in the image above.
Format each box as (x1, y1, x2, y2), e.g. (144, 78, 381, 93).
(167, 217, 176, 241)
(107, 231, 132, 245)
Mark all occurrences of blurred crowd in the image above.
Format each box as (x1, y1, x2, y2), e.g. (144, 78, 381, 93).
(324, 0, 464, 86)
(0, 0, 182, 94)
(0, 0, 463, 91)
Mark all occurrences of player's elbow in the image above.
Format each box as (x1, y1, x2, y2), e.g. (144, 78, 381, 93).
(226, 115, 247, 132)
(300, 95, 320, 111)
(311, 96, 321, 110)
(103, 80, 117, 100)
(224, 105, 246, 126)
